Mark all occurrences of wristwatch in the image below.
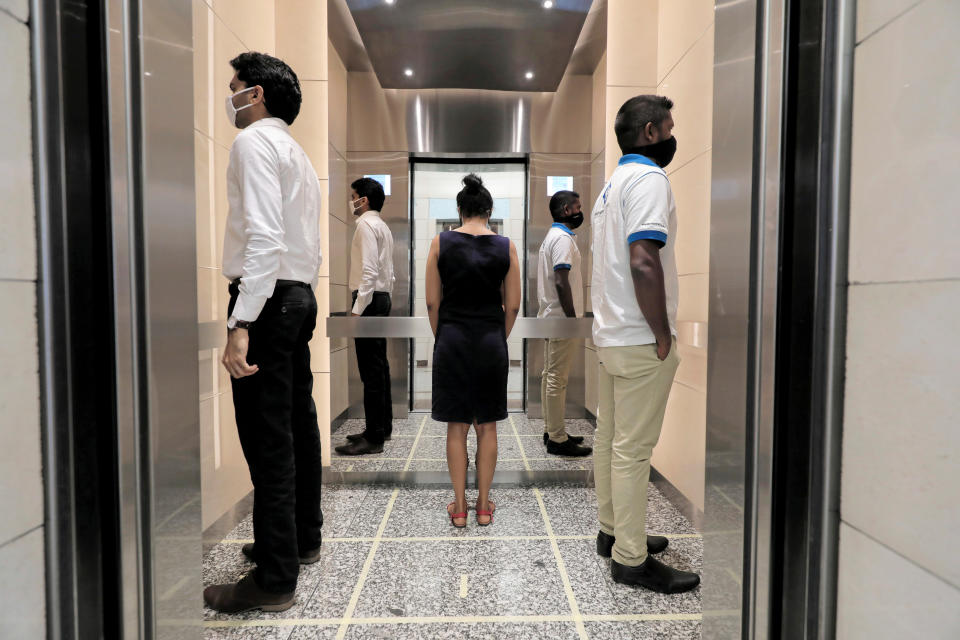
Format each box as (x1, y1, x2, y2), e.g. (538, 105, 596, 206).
(227, 316, 253, 330)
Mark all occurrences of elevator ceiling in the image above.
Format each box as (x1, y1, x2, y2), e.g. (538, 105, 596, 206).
(344, 0, 593, 91)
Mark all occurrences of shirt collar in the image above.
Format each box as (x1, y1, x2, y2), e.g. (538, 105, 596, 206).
(355, 209, 381, 224)
(246, 117, 289, 131)
(618, 153, 660, 168)
(551, 222, 575, 236)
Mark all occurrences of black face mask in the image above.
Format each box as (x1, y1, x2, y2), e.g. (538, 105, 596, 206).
(564, 212, 584, 230)
(627, 135, 678, 168)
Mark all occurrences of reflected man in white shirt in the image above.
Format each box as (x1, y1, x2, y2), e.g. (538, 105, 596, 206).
(205, 52, 324, 614)
(536, 190, 592, 457)
(335, 178, 396, 456)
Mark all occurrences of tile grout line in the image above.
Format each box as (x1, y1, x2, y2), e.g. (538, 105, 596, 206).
(402, 414, 429, 472)
(335, 487, 401, 640)
(508, 414, 533, 472)
(534, 488, 590, 639)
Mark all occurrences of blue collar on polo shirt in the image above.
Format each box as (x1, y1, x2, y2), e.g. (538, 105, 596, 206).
(618, 154, 659, 167)
(551, 222, 575, 236)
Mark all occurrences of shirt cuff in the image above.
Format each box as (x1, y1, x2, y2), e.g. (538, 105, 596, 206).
(231, 291, 268, 323)
(352, 293, 372, 315)
(553, 263, 572, 271)
(627, 230, 668, 246)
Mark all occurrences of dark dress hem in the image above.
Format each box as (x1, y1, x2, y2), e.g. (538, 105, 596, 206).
(430, 412, 509, 425)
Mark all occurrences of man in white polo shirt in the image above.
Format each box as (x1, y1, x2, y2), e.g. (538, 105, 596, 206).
(590, 95, 700, 593)
(537, 190, 592, 457)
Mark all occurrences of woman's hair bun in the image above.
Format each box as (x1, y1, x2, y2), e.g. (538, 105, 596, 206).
(462, 173, 483, 192)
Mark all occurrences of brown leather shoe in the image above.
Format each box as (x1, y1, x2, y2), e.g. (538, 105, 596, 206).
(203, 573, 295, 613)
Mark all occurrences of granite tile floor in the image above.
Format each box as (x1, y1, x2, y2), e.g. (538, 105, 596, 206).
(203, 472, 703, 638)
(328, 414, 600, 473)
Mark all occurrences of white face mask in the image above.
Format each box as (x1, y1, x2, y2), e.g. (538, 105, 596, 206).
(349, 198, 365, 214)
(225, 87, 256, 128)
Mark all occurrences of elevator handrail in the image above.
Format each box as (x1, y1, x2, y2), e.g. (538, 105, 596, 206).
(325, 316, 594, 339)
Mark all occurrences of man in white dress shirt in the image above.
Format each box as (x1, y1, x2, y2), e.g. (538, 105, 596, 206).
(335, 177, 396, 456)
(204, 52, 323, 614)
(591, 95, 699, 594)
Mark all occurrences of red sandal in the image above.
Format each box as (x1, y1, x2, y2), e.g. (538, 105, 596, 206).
(475, 501, 496, 526)
(447, 502, 467, 528)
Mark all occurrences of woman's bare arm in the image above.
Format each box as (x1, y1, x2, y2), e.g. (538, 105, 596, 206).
(503, 241, 522, 338)
(425, 235, 442, 336)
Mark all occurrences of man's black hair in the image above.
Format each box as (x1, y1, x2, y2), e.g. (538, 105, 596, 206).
(351, 177, 386, 212)
(614, 95, 674, 153)
(549, 190, 580, 221)
(229, 52, 302, 125)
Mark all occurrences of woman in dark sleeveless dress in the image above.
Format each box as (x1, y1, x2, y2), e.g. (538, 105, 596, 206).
(425, 174, 522, 528)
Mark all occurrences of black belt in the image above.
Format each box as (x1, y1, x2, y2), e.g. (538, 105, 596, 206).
(230, 279, 311, 289)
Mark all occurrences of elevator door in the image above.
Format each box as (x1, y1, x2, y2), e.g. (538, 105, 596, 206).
(409, 159, 528, 411)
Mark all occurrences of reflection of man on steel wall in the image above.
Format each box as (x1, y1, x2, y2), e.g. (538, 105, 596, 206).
(536, 190, 592, 457)
(336, 177, 396, 456)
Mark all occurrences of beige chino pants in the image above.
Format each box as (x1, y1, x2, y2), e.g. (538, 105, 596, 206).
(594, 340, 679, 566)
(541, 338, 579, 443)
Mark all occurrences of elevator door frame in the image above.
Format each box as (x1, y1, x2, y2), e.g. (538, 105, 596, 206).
(408, 154, 530, 413)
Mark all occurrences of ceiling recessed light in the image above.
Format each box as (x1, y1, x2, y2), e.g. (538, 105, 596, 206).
(404, 68, 414, 77)
(385, 0, 395, 4)
(543, 1, 554, 8)
(525, 71, 534, 79)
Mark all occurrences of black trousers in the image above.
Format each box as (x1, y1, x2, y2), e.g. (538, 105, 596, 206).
(228, 281, 323, 594)
(353, 291, 393, 443)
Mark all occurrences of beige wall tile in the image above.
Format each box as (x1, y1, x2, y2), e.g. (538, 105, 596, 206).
(312, 373, 331, 465)
(197, 267, 218, 323)
(0, 528, 45, 638)
(309, 275, 331, 373)
(290, 80, 329, 180)
(212, 0, 275, 54)
(836, 523, 960, 638)
(530, 74, 592, 153)
(213, 142, 231, 268)
(677, 273, 709, 323)
(670, 150, 711, 277)
(201, 391, 252, 529)
(212, 14, 246, 150)
(606, 0, 658, 87)
(0, 0, 28, 23)
(198, 348, 216, 399)
(584, 346, 598, 417)
(605, 85, 657, 172)
(275, 0, 326, 81)
(328, 41, 349, 156)
(674, 342, 707, 393)
(329, 147, 348, 223)
(329, 215, 349, 286)
(0, 281, 41, 545)
(330, 348, 349, 420)
(346, 72, 409, 152)
(842, 280, 960, 587)
(856, 0, 924, 43)
(655, 382, 706, 511)
(849, 0, 960, 284)
(192, 0, 213, 139)
(657, 24, 714, 171)
(317, 178, 330, 278)
(592, 52, 607, 157)
(0, 15, 35, 281)
(194, 132, 216, 268)
(657, 0, 714, 84)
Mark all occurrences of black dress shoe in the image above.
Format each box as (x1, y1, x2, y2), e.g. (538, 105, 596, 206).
(203, 572, 295, 613)
(597, 531, 668, 557)
(242, 543, 322, 565)
(346, 431, 392, 443)
(335, 437, 384, 456)
(543, 433, 585, 445)
(546, 438, 592, 457)
(611, 556, 700, 594)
